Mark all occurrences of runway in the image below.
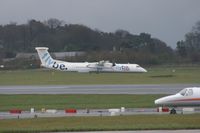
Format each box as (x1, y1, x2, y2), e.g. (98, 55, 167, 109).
(0, 84, 200, 94)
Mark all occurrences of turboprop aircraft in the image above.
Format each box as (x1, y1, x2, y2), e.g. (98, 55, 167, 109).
(35, 47, 147, 73)
(155, 87, 200, 114)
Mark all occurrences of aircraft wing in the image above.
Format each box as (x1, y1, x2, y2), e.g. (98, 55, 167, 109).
(87, 60, 113, 69)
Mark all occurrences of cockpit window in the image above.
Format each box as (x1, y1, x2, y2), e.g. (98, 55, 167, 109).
(186, 89, 193, 96)
(179, 88, 193, 96)
(179, 88, 187, 96)
(136, 65, 140, 68)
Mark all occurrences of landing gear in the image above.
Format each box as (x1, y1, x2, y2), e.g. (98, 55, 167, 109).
(170, 108, 177, 114)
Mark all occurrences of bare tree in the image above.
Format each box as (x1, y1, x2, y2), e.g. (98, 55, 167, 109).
(44, 18, 65, 29)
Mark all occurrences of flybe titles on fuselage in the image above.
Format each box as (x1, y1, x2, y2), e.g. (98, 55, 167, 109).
(42, 52, 68, 70)
(115, 65, 130, 71)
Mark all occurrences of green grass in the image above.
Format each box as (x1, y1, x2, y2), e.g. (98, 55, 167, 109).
(0, 66, 199, 132)
(1, 115, 200, 132)
(0, 94, 163, 111)
(0, 66, 200, 85)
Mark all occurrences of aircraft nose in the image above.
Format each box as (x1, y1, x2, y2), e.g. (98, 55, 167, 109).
(141, 68, 147, 72)
(143, 68, 147, 72)
(154, 95, 176, 106)
(154, 99, 161, 105)
(154, 97, 166, 105)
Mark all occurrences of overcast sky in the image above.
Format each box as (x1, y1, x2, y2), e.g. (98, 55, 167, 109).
(0, 0, 200, 48)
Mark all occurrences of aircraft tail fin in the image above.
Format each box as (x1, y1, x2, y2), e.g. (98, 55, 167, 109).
(35, 47, 54, 68)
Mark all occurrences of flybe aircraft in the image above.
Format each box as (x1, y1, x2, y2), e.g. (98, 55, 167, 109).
(155, 87, 200, 114)
(35, 47, 147, 73)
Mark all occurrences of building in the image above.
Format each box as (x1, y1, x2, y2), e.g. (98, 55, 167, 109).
(15, 51, 85, 60)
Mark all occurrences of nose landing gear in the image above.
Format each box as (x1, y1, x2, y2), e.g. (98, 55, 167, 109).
(170, 108, 177, 114)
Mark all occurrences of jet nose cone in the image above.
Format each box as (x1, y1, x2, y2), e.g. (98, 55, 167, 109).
(143, 68, 147, 72)
(140, 68, 147, 72)
(154, 96, 172, 106)
(154, 99, 160, 105)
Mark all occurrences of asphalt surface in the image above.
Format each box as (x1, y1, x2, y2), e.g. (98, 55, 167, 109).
(0, 84, 200, 94)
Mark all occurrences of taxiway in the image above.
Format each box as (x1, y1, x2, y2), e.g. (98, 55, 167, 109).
(1, 107, 200, 119)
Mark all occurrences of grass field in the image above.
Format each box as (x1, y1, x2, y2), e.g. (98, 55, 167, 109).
(0, 66, 200, 85)
(1, 115, 200, 132)
(0, 94, 164, 111)
(0, 66, 200, 132)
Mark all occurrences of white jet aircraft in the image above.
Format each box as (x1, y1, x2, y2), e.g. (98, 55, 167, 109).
(35, 47, 147, 73)
(155, 87, 200, 114)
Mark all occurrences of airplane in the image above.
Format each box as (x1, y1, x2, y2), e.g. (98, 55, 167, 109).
(35, 47, 147, 73)
(155, 87, 200, 114)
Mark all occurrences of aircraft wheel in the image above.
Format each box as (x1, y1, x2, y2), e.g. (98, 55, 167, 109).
(170, 108, 177, 114)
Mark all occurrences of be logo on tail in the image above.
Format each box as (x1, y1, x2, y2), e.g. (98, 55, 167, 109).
(42, 52, 54, 66)
(42, 52, 67, 70)
(35, 47, 68, 71)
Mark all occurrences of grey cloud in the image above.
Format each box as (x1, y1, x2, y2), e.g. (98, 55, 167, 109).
(0, 0, 200, 48)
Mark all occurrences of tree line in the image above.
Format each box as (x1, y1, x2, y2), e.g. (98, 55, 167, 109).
(0, 18, 200, 68)
(176, 21, 200, 63)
